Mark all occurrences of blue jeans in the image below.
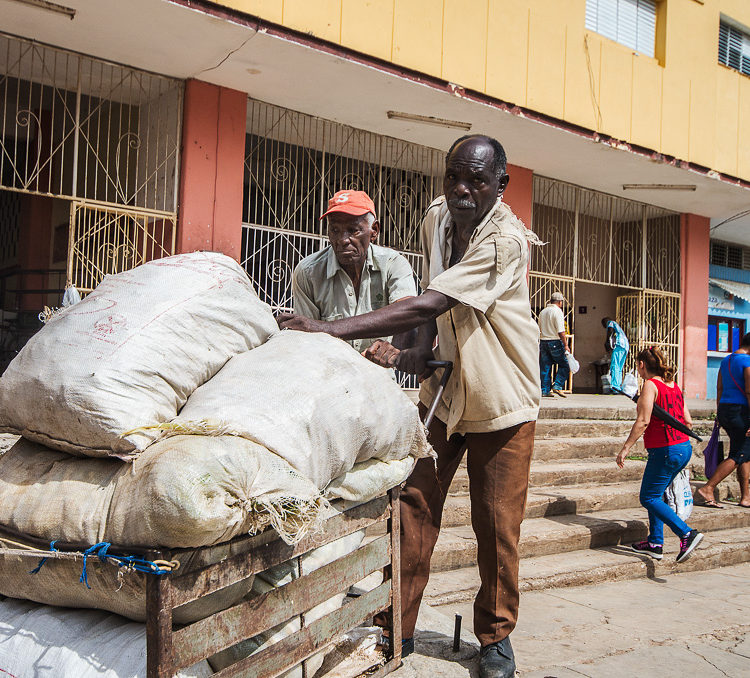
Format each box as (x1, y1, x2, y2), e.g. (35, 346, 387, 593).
(540, 339, 569, 394)
(610, 346, 628, 390)
(639, 441, 693, 544)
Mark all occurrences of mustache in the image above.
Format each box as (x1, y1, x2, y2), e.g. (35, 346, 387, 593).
(448, 198, 477, 209)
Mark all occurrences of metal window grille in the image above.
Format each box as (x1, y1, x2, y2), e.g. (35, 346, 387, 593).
(719, 19, 750, 77)
(727, 244, 744, 270)
(0, 190, 19, 268)
(67, 201, 176, 293)
(0, 32, 182, 212)
(710, 241, 727, 266)
(616, 290, 680, 379)
(243, 98, 444, 253)
(532, 175, 679, 293)
(585, 0, 656, 58)
(242, 98, 440, 389)
(710, 240, 750, 271)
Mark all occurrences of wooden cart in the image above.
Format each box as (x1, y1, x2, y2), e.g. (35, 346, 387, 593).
(0, 488, 402, 678)
(146, 488, 403, 677)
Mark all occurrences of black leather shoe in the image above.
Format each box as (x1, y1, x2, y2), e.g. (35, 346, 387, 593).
(478, 636, 516, 678)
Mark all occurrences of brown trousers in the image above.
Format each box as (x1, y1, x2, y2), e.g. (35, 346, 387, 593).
(388, 410, 535, 646)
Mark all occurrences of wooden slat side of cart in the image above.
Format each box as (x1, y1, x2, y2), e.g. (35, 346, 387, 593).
(0, 488, 402, 678)
(143, 487, 401, 678)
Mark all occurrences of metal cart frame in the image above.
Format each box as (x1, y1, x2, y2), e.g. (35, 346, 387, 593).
(144, 487, 402, 677)
(0, 488, 402, 678)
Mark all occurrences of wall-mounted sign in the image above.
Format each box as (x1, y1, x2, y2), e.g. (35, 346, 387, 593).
(718, 322, 730, 352)
(708, 284, 735, 311)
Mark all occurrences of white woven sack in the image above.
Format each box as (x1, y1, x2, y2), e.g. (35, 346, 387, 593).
(0, 252, 277, 459)
(163, 330, 433, 490)
(0, 435, 323, 550)
(0, 598, 212, 677)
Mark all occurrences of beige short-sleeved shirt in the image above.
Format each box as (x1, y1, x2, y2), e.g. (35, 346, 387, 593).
(538, 304, 565, 340)
(419, 196, 541, 436)
(293, 243, 417, 353)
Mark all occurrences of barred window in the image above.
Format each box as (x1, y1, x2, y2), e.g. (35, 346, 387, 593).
(711, 240, 750, 270)
(719, 19, 750, 77)
(585, 0, 656, 57)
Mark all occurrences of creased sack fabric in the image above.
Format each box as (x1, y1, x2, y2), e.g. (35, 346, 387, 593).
(0, 252, 277, 459)
(0, 436, 323, 549)
(0, 597, 213, 677)
(0, 441, 414, 623)
(162, 330, 433, 490)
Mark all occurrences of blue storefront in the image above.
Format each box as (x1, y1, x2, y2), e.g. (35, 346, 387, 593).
(706, 265, 750, 399)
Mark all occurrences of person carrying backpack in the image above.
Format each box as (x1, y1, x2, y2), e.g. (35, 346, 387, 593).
(616, 346, 704, 563)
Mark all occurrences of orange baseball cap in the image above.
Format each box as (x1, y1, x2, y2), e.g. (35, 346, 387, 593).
(320, 190, 376, 220)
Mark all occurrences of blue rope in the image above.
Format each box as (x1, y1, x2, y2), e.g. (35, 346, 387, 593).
(78, 541, 172, 589)
(29, 540, 58, 574)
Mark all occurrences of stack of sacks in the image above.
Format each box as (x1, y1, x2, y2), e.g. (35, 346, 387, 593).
(0, 252, 432, 625)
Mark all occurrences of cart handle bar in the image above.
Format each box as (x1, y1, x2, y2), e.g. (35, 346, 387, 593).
(423, 360, 453, 429)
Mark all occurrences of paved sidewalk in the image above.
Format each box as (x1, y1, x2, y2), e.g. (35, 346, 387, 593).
(380, 563, 750, 677)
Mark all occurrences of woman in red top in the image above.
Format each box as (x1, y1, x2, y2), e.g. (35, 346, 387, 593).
(616, 347, 704, 563)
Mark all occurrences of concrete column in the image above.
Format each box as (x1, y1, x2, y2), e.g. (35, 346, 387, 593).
(177, 79, 247, 261)
(680, 213, 709, 399)
(504, 163, 533, 228)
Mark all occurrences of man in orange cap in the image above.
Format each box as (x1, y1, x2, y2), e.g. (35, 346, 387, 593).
(291, 189, 417, 354)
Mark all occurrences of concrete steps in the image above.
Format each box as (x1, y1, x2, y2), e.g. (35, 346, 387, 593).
(532, 437, 644, 461)
(423, 524, 750, 606)
(428, 503, 750, 575)
(409, 403, 744, 605)
(535, 418, 715, 439)
(448, 458, 647, 495)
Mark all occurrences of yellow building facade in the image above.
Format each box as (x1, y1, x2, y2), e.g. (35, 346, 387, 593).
(3, 0, 750, 397)
(220, 0, 750, 181)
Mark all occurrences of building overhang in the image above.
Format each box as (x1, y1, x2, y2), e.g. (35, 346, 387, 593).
(2, 0, 750, 242)
(709, 278, 750, 304)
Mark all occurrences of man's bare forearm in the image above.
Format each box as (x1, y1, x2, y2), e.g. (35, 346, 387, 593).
(325, 290, 455, 340)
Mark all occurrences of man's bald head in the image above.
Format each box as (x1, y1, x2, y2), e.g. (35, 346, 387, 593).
(447, 135, 507, 182)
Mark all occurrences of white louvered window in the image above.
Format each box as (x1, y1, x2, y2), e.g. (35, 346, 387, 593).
(585, 0, 656, 57)
(719, 19, 750, 77)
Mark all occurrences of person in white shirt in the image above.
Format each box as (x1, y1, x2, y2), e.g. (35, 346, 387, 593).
(538, 291, 570, 397)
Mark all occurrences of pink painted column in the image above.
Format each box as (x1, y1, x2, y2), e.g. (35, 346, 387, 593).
(680, 213, 709, 399)
(504, 163, 533, 228)
(177, 79, 247, 261)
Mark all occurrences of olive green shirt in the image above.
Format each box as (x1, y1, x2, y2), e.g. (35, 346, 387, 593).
(293, 244, 417, 353)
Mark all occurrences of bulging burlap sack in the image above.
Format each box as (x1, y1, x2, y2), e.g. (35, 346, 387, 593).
(161, 331, 432, 489)
(0, 252, 277, 459)
(0, 436, 323, 549)
(0, 438, 415, 624)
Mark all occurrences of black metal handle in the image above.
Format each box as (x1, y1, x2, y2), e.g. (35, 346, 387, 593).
(426, 360, 453, 388)
(423, 360, 454, 429)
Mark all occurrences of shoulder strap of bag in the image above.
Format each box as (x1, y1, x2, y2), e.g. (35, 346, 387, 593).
(728, 354, 744, 393)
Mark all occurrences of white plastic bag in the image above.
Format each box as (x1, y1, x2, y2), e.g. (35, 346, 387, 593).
(622, 371, 639, 398)
(566, 352, 580, 374)
(664, 468, 694, 521)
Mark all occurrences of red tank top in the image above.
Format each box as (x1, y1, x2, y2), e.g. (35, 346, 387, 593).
(643, 378, 689, 448)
